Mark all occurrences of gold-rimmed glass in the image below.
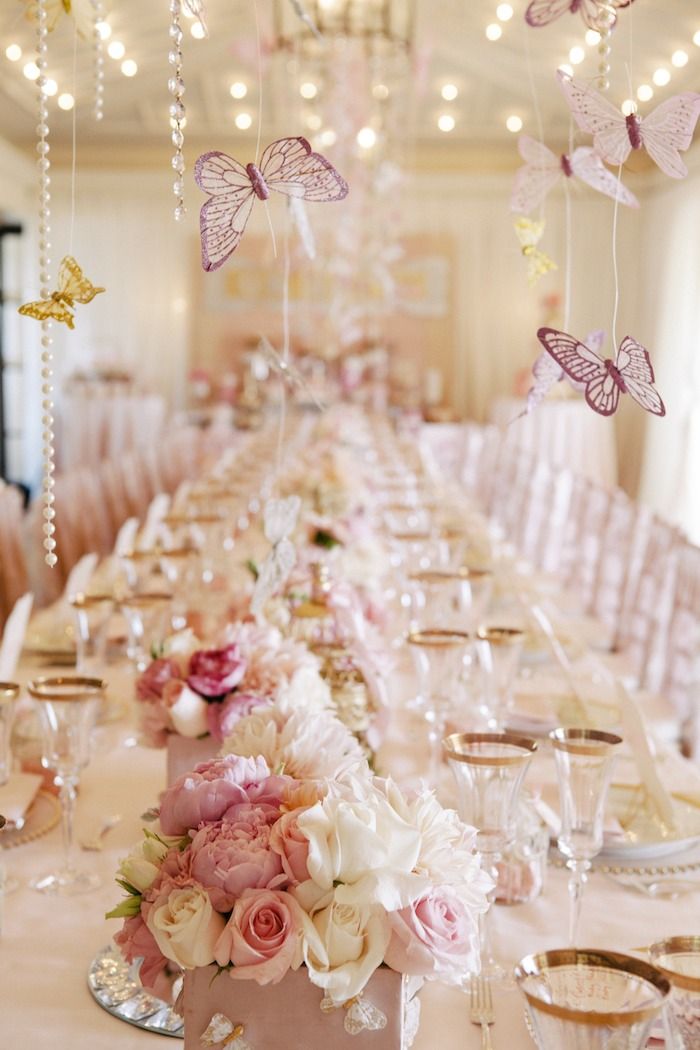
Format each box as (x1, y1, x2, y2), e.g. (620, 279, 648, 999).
(475, 626, 525, 730)
(444, 731, 537, 980)
(550, 728, 622, 945)
(649, 937, 700, 1047)
(515, 949, 670, 1049)
(407, 629, 471, 786)
(69, 593, 114, 676)
(119, 592, 172, 671)
(28, 676, 106, 895)
(0, 683, 20, 898)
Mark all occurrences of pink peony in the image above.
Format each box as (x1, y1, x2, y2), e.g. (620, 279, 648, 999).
(136, 658, 182, 702)
(214, 888, 306, 984)
(269, 809, 311, 886)
(140, 700, 172, 748)
(384, 885, 480, 979)
(189, 810, 286, 911)
(187, 644, 247, 698)
(158, 754, 289, 836)
(206, 692, 270, 743)
(114, 911, 169, 996)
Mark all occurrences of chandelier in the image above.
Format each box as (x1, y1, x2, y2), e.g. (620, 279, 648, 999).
(272, 0, 415, 58)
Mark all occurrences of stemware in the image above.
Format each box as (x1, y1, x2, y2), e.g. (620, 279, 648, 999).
(0, 683, 20, 898)
(119, 592, 172, 670)
(515, 948, 670, 1050)
(69, 593, 114, 676)
(407, 630, 471, 786)
(28, 676, 106, 895)
(649, 937, 700, 1048)
(444, 731, 537, 980)
(407, 570, 473, 633)
(475, 626, 525, 729)
(550, 727, 622, 945)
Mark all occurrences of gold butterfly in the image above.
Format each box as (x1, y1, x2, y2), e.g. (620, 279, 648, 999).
(23, 0, 95, 38)
(514, 217, 558, 287)
(19, 256, 105, 330)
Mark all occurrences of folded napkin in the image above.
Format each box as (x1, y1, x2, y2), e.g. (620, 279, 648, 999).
(139, 494, 171, 550)
(0, 593, 33, 680)
(64, 552, 98, 600)
(0, 772, 42, 829)
(615, 682, 677, 830)
(114, 517, 139, 557)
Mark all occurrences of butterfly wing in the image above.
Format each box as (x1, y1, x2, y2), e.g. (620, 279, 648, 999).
(182, 0, 208, 35)
(558, 73, 632, 166)
(514, 216, 545, 248)
(251, 539, 297, 616)
(524, 0, 576, 27)
(57, 255, 105, 304)
(584, 371, 622, 415)
(194, 151, 255, 271)
(640, 93, 700, 179)
(510, 137, 561, 214)
(18, 298, 75, 328)
(70, 0, 97, 39)
(537, 326, 608, 385)
(616, 336, 666, 416)
(570, 147, 639, 206)
(525, 248, 557, 286)
(263, 495, 301, 545)
(522, 351, 565, 415)
(259, 137, 349, 202)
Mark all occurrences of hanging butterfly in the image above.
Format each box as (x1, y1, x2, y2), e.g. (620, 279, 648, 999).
(519, 329, 604, 419)
(182, 0, 208, 36)
(251, 495, 302, 617)
(288, 0, 322, 41)
(537, 327, 665, 416)
(18, 255, 104, 330)
(194, 137, 348, 272)
(257, 336, 326, 411)
(558, 72, 700, 180)
(200, 1013, 252, 1050)
(23, 0, 95, 37)
(320, 995, 388, 1036)
(514, 218, 557, 286)
(525, 0, 635, 30)
(510, 136, 639, 214)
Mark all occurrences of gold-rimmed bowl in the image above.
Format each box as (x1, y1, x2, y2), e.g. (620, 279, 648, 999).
(515, 949, 670, 1049)
(649, 937, 700, 1047)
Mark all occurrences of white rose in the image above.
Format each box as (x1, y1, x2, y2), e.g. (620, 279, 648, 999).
(169, 684, 209, 738)
(275, 665, 331, 715)
(162, 628, 199, 662)
(118, 835, 171, 893)
(302, 891, 390, 1003)
(147, 886, 226, 969)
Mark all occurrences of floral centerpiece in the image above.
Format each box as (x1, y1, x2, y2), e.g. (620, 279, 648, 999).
(108, 748, 490, 1048)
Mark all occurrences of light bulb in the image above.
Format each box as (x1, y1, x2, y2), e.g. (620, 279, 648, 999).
(41, 78, 57, 97)
(121, 59, 138, 77)
(300, 82, 318, 99)
(190, 22, 206, 39)
(230, 82, 247, 99)
(637, 84, 653, 102)
(569, 46, 585, 64)
(108, 40, 125, 60)
(653, 67, 671, 86)
(235, 112, 252, 130)
(96, 21, 112, 40)
(585, 29, 601, 46)
(506, 114, 523, 133)
(437, 114, 455, 132)
(441, 83, 458, 101)
(356, 126, 377, 149)
(621, 99, 637, 116)
(558, 63, 574, 77)
(672, 50, 688, 68)
(23, 62, 39, 81)
(486, 23, 502, 41)
(320, 128, 337, 147)
(58, 92, 74, 110)
(5, 44, 22, 62)
(496, 3, 513, 21)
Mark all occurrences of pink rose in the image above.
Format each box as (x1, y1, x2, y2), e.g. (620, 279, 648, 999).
(190, 810, 286, 911)
(136, 658, 182, 702)
(214, 888, 306, 984)
(187, 644, 247, 698)
(206, 693, 270, 742)
(269, 810, 311, 886)
(114, 911, 169, 996)
(140, 700, 172, 748)
(159, 754, 288, 836)
(384, 886, 480, 979)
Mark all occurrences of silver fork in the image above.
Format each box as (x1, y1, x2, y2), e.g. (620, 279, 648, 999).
(470, 976, 495, 1049)
(79, 814, 122, 851)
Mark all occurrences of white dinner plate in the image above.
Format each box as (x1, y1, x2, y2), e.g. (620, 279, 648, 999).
(600, 784, 700, 861)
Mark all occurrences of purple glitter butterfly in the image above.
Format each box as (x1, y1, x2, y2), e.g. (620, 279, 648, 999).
(194, 137, 349, 271)
(511, 136, 639, 214)
(525, 0, 634, 30)
(521, 329, 604, 419)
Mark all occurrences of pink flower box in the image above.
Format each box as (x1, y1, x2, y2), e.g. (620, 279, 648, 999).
(181, 966, 421, 1050)
(166, 734, 218, 786)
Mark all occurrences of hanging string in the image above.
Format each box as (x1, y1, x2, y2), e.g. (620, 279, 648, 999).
(274, 220, 292, 482)
(250, 0, 277, 256)
(69, 22, 78, 257)
(610, 163, 623, 349)
(563, 181, 573, 333)
(521, 15, 546, 223)
(91, 0, 105, 120)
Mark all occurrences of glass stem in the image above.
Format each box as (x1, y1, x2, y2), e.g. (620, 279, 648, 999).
(479, 853, 500, 975)
(567, 857, 590, 945)
(58, 776, 78, 875)
(426, 710, 446, 789)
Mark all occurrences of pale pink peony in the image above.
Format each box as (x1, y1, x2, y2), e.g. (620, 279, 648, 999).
(187, 644, 247, 698)
(269, 809, 311, 886)
(136, 658, 183, 702)
(383, 885, 480, 980)
(189, 810, 286, 911)
(222, 622, 319, 699)
(206, 692, 271, 743)
(140, 700, 172, 748)
(215, 888, 306, 984)
(114, 911, 169, 997)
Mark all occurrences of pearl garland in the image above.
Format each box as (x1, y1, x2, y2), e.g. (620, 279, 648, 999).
(92, 0, 105, 121)
(168, 0, 187, 222)
(595, 2, 617, 91)
(36, 0, 57, 567)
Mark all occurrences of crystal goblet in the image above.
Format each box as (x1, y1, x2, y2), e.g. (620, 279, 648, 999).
(69, 593, 114, 676)
(28, 676, 106, 895)
(515, 948, 670, 1050)
(444, 731, 537, 980)
(550, 727, 622, 945)
(119, 592, 172, 671)
(407, 570, 474, 633)
(475, 626, 525, 730)
(0, 683, 20, 899)
(407, 630, 471, 786)
(649, 937, 700, 1048)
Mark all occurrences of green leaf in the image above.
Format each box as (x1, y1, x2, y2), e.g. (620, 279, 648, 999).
(312, 528, 341, 550)
(105, 895, 142, 920)
(115, 877, 141, 896)
(245, 558, 259, 580)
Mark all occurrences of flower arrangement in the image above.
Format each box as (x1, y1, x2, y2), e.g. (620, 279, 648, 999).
(108, 752, 490, 1006)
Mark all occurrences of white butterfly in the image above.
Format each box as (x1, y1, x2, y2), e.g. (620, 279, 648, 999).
(23, 0, 95, 38)
(257, 336, 326, 411)
(251, 496, 301, 616)
(320, 995, 387, 1036)
(288, 0, 322, 41)
(200, 1013, 251, 1050)
(183, 0, 208, 36)
(519, 329, 604, 419)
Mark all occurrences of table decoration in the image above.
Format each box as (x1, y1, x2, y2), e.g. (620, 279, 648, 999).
(0, 594, 34, 680)
(88, 943, 184, 1038)
(649, 937, 700, 1047)
(0, 788, 60, 850)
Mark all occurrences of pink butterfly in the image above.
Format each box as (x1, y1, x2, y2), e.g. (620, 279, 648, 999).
(521, 329, 604, 417)
(510, 136, 639, 214)
(558, 72, 700, 180)
(525, 0, 634, 30)
(194, 137, 349, 271)
(537, 327, 665, 417)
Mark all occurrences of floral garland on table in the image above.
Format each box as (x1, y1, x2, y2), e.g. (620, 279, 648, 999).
(108, 750, 491, 1006)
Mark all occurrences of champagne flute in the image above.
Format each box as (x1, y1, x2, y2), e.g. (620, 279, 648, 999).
(69, 593, 114, 676)
(407, 630, 471, 785)
(28, 676, 106, 895)
(550, 728, 622, 945)
(475, 626, 525, 730)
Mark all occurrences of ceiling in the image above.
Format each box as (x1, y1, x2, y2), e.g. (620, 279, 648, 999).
(0, 0, 699, 169)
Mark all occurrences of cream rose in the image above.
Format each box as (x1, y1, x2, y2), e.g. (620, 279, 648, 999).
(302, 892, 390, 1002)
(119, 835, 174, 893)
(169, 684, 210, 738)
(147, 886, 226, 969)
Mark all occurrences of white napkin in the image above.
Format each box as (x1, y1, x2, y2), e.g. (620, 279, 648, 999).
(63, 553, 98, 600)
(138, 494, 171, 550)
(0, 593, 33, 680)
(114, 517, 139, 557)
(0, 772, 42, 828)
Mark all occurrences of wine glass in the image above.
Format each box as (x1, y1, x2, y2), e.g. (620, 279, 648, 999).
(549, 727, 622, 945)
(407, 570, 474, 632)
(0, 683, 20, 898)
(649, 937, 700, 1048)
(69, 593, 114, 676)
(475, 626, 525, 729)
(444, 731, 537, 980)
(406, 630, 471, 786)
(28, 675, 106, 895)
(119, 592, 172, 670)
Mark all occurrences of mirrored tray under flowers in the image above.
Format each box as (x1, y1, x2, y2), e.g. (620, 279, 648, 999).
(88, 944, 184, 1038)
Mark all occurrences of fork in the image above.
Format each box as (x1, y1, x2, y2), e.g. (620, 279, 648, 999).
(79, 814, 122, 851)
(470, 976, 495, 1049)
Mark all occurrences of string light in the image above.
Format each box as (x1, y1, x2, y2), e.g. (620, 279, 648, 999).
(485, 23, 502, 41)
(299, 81, 318, 99)
(694, 30, 700, 47)
(441, 83, 458, 101)
(372, 83, 389, 100)
(637, 84, 654, 102)
(121, 58, 138, 76)
(496, 4, 513, 21)
(230, 81, 247, 98)
(653, 67, 671, 86)
(95, 20, 111, 40)
(168, 0, 186, 221)
(672, 50, 688, 68)
(569, 46, 585, 65)
(58, 92, 74, 110)
(5, 44, 22, 62)
(506, 114, 523, 133)
(190, 22, 205, 39)
(24, 61, 40, 80)
(558, 63, 574, 77)
(41, 77, 57, 96)
(91, 0, 105, 121)
(235, 112, 252, 130)
(356, 126, 377, 149)
(585, 29, 601, 46)
(107, 41, 125, 60)
(438, 114, 455, 132)
(621, 98, 637, 116)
